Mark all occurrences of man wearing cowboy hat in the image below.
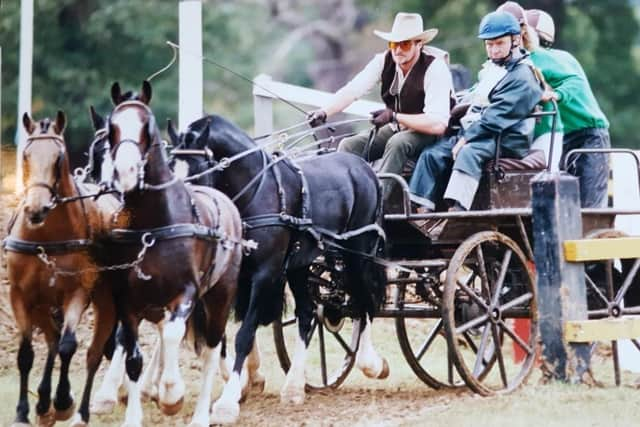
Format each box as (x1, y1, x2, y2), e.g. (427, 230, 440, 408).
(307, 12, 454, 202)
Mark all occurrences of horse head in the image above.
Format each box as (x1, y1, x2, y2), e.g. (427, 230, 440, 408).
(168, 117, 218, 187)
(87, 105, 113, 187)
(21, 111, 68, 227)
(106, 80, 167, 193)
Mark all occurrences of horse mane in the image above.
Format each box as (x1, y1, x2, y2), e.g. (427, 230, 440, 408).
(193, 114, 256, 152)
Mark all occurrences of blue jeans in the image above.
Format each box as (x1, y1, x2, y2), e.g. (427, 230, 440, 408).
(561, 127, 611, 208)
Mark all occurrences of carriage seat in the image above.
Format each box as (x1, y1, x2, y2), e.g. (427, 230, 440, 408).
(471, 150, 547, 210)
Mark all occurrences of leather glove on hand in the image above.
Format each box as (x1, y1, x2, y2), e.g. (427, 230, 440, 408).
(371, 108, 396, 128)
(307, 109, 327, 128)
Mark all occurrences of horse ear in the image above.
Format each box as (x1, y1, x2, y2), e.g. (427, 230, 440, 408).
(54, 110, 66, 135)
(167, 119, 179, 146)
(141, 80, 152, 105)
(22, 112, 35, 134)
(111, 82, 122, 105)
(89, 105, 105, 130)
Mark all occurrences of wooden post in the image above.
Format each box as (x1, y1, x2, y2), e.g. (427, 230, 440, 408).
(16, 0, 34, 193)
(178, 0, 203, 131)
(531, 171, 591, 382)
(253, 74, 274, 138)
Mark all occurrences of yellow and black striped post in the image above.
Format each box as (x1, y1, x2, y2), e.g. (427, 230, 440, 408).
(532, 172, 591, 382)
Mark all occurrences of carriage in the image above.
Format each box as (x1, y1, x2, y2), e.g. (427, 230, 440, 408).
(269, 110, 640, 396)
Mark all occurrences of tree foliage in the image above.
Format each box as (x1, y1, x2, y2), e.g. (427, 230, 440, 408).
(1, 0, 640, 154)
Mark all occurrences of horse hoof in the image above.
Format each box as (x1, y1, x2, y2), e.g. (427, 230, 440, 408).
(55, 400, 76, 421)
(377, 357, 390, 379)
(159, 396, 184, 416)
(35, 408, 55, 427)
(280, 390, 305, 405)
(90, 397, 116, 414)
(210, 400, 240, 425)
(252, 376, 266, 394)
(69, 413, 88, 427)
(141, 388, 158, 403)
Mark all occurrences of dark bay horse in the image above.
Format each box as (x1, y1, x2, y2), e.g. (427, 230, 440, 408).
(96, 82, 243, 426)
(169, 113, 388, 423)
(4, 112, 119, 427)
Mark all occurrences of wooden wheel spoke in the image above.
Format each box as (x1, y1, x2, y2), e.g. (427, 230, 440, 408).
(498, 292, 533, 313)
(585, 273, 610, 306)
(475, 244, 491, 298)
(282, 317, 297, 328)
(473, 324, 493, 377)
(330, 329, 355, 355)
(448, 348, 456, 384)
(456, 280, 490, 311)
(317, 321, 328, 386)
(498, 319, 533, 355)
(615, 259, 640, 306)
(491, 324, 508, 387)
(455, 313, 490, 335)
(490, 249, 513, 308)
(416, 319, 443, 362)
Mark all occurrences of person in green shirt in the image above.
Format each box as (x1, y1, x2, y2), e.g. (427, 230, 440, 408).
(497, 2, 563, 171)
(501, 3, 610, 208)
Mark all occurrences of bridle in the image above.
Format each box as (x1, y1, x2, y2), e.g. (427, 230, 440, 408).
(108, 100, 178, 191)
(22, 133, 66, 209)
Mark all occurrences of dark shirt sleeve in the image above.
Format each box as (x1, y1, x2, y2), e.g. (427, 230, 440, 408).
(463, 65, 543, 143)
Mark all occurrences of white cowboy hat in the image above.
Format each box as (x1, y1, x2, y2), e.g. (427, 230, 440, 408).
(373, 12, 438, 43)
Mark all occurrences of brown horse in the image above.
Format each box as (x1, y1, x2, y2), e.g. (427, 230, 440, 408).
(4, 112, 119, 427)
(95, 81, 243, 426)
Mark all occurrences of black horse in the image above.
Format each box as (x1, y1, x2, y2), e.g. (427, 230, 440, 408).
(169, 114, 388, 422)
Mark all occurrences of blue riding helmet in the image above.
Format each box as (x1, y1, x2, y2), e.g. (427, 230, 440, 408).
(478, 11, 521, 40)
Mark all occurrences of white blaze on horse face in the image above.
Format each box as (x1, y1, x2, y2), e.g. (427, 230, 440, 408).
(23, 141, 59, 225)
(173, 159, 189, 179)
(112, 108, 145, 193)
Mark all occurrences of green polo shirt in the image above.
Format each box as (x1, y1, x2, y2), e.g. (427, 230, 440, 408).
(530, 48, 609, 138)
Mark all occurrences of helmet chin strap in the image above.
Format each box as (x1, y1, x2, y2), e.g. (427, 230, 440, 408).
(490, 36, 518, 65)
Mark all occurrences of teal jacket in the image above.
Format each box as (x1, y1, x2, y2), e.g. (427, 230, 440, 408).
(455, 51, 543, 179)
(530, 48, 609, 137)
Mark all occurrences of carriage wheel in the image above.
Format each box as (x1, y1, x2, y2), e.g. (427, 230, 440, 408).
(585, 229, 640, 386)
(443, 231, 538, 396)
(394, 274, 467, 389)
(272, 259, 360, 391)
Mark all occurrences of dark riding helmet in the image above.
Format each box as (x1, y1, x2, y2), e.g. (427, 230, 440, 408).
(478, 11, 521, 40)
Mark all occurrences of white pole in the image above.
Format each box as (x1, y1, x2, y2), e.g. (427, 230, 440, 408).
(178, 0, 203, 131)
(16, 0, 34, 193)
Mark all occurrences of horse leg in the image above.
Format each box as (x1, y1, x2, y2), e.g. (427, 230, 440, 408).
(139, 329, 162, 403)
(53, 289, 91, 421)
(354, 315, 389, 379)
(280, 266, 314, 405)
(211, 275, 271, 424)
(190, 280, 233, 427)
(70, 283, 117, 427)
(10, 287, 34, 427)
(158, 285, 196, 415)
(345, 236, 389, 379)
(219, 335, 232, 382)
(91, 324, 126, 415)
(34, 316, 60, 427)
(241, 338, 265, 399)
(121, 316, 144, 427)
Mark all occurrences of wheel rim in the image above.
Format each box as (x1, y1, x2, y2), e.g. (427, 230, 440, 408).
(272, 258, 359, 391)
(394, 277, 466, 389)
(443, 231, 538, 395)
(585, 229, 640, 386)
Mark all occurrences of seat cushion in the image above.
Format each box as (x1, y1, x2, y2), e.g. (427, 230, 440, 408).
(487, 149, 547, 172)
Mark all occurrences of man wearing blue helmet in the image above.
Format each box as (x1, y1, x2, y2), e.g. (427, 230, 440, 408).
(409, 11, 543, 216)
